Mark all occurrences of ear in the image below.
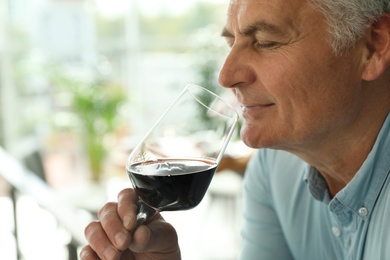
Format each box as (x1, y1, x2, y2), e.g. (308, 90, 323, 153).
(362, 14, 390, 81)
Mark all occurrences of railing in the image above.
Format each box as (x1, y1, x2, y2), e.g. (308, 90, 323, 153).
(0, 147, 91, 260)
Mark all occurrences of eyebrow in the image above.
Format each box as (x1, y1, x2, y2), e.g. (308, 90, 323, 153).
(221, 20, 285, 38)
(221, 27, 234, 38)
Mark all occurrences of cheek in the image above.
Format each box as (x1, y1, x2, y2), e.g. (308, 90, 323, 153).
(274, 63, 362, 144)
(238, 47, 362, 148)
(274, 75, 337, 134)
(240, 67, 334, 147)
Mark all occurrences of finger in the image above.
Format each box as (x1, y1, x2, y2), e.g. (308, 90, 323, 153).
(121, 249, 137, 260)
(98, 201, 132, 251)
(84, 220, 121, 260)
(117, 188, 139, 231)
(79, 245, 99, 260)
(129, 217, 179, 255)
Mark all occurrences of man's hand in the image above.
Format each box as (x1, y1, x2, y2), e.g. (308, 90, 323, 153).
(80, 188, 181, 260)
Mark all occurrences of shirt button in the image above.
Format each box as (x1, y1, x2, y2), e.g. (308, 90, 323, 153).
(332, 226, 341, 237)
(358, 207, 368, 217)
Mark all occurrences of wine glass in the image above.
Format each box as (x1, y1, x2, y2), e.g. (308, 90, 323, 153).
(126, 84, 239, 227)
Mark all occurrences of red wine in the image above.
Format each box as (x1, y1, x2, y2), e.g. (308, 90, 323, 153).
(127, 159, 217, 211)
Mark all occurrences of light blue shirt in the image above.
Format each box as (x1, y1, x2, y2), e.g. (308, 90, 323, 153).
(240, 113, 390, 260)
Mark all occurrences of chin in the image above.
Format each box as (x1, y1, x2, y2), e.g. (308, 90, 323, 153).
(240, 124, 272, 149)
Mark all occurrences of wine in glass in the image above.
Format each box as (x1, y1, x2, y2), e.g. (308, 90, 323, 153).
(126, 84, 239, 227)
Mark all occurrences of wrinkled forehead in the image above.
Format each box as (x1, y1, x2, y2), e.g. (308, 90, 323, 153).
(228, 0, 306, 5)
(225, 0, 315, 30)
(227, 0, 308, 14)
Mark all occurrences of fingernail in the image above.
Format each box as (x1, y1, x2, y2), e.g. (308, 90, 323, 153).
(123, 215, 132, 229)
(104, 246, 117, 260)
(115, 231, 127, 248)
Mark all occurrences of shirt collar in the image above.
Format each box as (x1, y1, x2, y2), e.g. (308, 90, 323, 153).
(305, 112, 390, 219)
(333, 112, 390, 218)
(305, 166, 331, 203)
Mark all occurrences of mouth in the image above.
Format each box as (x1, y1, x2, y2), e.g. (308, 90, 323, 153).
(241, 103, 274, 110)
(240, 103, 275, 118)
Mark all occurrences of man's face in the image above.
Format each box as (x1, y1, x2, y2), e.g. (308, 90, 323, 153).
(219, 0, 366, 153)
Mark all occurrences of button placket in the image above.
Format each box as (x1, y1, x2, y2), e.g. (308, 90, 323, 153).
(332, 226, 341, 237)
(358, 207, 368, 218)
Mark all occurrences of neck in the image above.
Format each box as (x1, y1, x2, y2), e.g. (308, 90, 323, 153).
(305, 135, 375, 197)
(294, 109, 388, 197)
(293, 77, 390, 196)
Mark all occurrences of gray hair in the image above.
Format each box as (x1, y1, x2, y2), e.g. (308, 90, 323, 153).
(309, 0, 390, 55)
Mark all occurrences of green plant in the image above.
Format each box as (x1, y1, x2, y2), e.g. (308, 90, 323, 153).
(49, 68, 126, 182)
(191, 26, 242, 137)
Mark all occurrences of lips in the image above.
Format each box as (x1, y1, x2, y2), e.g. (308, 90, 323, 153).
(240, 103, 274, 118)
(241, 103, 274, 110)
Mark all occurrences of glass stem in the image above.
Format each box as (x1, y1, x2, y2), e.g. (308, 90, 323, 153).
(135, 201, 159, 228)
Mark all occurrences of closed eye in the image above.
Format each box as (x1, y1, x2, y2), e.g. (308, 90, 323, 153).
(226, 38, 235, 48)
(254, 41, 279, 49)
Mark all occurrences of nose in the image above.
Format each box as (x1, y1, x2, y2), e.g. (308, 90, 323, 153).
(218, 46, 256, 89)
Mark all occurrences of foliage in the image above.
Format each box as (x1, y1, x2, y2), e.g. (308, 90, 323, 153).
(48, 67, 127, 181)
(189, 26, 228, 130)
(190, 25, 242, 138)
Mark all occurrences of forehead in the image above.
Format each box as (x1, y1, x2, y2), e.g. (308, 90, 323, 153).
(227, 0, 308, 14)
(226, 0, 318, 33)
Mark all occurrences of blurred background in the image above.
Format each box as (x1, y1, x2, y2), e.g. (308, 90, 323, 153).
(0, 0, 252, 259)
